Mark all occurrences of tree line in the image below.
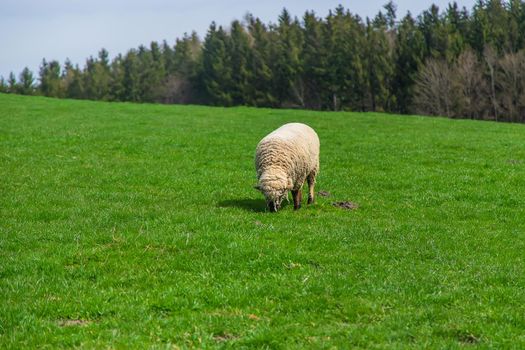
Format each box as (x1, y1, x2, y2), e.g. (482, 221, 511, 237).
(3, 1, 525, 122)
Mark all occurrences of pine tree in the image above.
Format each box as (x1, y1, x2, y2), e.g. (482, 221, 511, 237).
(162, 40, 176, 75)
(82, 57, 97, 100)
(109, 55, 125, 101)
(384, 1, 397, 29)
(507, 0, 525, 51)
(301, 11, 329, 109)
(147, 41, 166, 102)
(468, 0, 490, 55)
(134, 45, 153, 101)
(173, 32, 201, 77)
(7, 72, 18, 93)
(122, 50, 141, 102)
(469, 0, 510, 54)
(228, 20, 252, 105)
(18, 67, 35, 95)
(200, 23, 233, 106)
(272, 8, 304, 107)
(0, 77, 7, 93)
(486, 0, 511, 53)
(63, 59, 84, 99)
(444, 2, 469, 60)
(418, 4, 450, 60)
(95, 48, 112, 100)
(159, 32, 201, 104)
(39, 59, 64, 97)
(326, 6, 367, 111)
(246, 16, 276, 107)
(392, 13, 425, 113)
(365, 14, 394, 111)
(82, 49, 112, 100)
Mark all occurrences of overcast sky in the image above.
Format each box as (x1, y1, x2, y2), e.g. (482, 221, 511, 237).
(1, 0, 478, 80)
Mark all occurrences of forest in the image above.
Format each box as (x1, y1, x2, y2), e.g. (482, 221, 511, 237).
(2, 0, 525, 122)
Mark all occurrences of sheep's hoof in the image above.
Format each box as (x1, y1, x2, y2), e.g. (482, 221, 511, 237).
(307, 196, 314, 204)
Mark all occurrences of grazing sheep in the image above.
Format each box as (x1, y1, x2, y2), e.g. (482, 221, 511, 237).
(255, 123, 320, 212)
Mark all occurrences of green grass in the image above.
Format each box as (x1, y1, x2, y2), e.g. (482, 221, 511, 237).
(1, 93, 525, 349)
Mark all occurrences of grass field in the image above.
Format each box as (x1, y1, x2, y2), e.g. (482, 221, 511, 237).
(1, 93, 525, 348)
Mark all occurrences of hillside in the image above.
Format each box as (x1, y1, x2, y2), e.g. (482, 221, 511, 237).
(1, 94, 524, 348)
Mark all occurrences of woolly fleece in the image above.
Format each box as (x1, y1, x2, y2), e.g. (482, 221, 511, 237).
(255, 123, 320, 208)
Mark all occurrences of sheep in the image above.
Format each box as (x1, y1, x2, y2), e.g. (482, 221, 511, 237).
(255, 123, 320, 212)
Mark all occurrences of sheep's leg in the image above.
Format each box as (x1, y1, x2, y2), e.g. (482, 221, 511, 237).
(307, 173, 316, 204)
(292, 189, 302, 210)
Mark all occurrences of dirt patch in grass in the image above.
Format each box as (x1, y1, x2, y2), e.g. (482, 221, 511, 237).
(457, 332, 480, 344)
(213, 333, 238, 342)
(332, 201, 359, 210)
(58, 319, 92, 327)
(318, 191, 331, 197)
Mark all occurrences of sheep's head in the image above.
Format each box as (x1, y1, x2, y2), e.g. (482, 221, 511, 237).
(255, 174, 293, 212)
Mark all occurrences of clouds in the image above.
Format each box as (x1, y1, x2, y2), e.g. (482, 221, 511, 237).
(0, 0, 476, 79)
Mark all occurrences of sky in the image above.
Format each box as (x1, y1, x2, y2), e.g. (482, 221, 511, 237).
(0, 0, 478, 80)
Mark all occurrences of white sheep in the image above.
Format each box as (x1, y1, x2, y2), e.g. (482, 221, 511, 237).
(255, 123, 320, 212)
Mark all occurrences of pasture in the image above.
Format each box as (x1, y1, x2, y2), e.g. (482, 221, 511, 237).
(1, 94, 524, 348)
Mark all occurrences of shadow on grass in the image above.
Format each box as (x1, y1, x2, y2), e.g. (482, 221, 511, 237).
(217, 198, 294, 213)
(217, 198, 267, 212)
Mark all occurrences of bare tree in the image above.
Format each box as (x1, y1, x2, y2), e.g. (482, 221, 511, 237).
(497, 50, 525, 123)
(454, 49, 489, 120)
(484, 46, 499, 121)
(413, 59, 456, 117)
(157, 75, 194, 104)
(291, 76, 306, 108)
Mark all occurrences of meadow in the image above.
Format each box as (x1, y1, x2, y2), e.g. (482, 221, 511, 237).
(1, 93, 525, 348)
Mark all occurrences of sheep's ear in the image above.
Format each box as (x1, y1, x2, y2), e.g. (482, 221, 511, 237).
(287, 178, 293, 190)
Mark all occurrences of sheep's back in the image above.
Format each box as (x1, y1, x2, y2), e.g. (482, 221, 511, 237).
(255, 123, 319, 183)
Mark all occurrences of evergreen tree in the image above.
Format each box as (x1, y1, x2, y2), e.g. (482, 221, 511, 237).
(246, 16, 276, 107)
(418, 4, 451, 60)
(7, 72, 18, 93)
(468, 0, 490, 55)
(135, 45, 152, 101)
(159, 32, 201, 104)
(301, 11, 329, 109)
(122, 50, 141, 102)
(470, 0, 510, 54)
(272, 8, 304, 106)
(162, 40, 176, 75)
(146, 41, 166, 101)
(365, 14, 394, 111)
(82, 57, 97, 100)
(486, 0, 512, 53)
(95, 48, 112, 100)
(109, 55, 125, 101)
(18, 67, 35, 95)
(392, 13, 425, 113)
(0, 77, 7, 93)
(326, 6, 367, 110)
(173, 32, 201, 77)
(39, 59, 64, 97)
(444, 2, 469, 60)
(63, 59, 84, 99)
(228, 20, 252, 105)
(200, 23, 233, 106)
(507, 0, 525, 51)
(384, 1, 397, 29)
